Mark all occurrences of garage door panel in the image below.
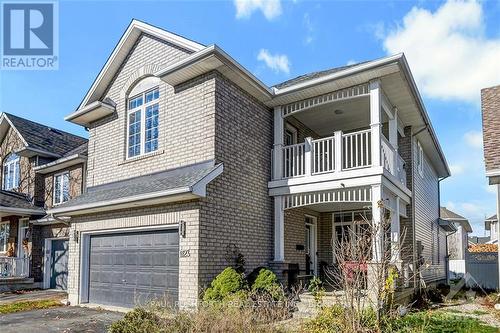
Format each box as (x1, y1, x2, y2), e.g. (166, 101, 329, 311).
(88, 229, 179, 308)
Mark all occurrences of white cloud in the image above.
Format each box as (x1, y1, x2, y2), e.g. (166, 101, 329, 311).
(382, 0, 500, 102)
(234, 0, 282, 20)
(464, 130, 483, 148)
(257, 49, 290, 74)
(346, 59, 357, 66)
(449, 163, 465, 175)
(303, 13, 314, 44)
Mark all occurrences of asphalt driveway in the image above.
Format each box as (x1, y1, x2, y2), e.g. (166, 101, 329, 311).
(0, 306, 124, 333)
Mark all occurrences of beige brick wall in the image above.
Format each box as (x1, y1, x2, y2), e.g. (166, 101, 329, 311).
(86, 34, 215, 187)
(67, 201, 200, 307)
(198, 74, 274, 289)
(283, 207, 320, 271)
(481, 85, 500, 173)
(43, 163, 85, 209)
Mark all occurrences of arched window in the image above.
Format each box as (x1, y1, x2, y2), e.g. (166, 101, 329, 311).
(126, 77, 161, 158)
(3, 153, 20, 190)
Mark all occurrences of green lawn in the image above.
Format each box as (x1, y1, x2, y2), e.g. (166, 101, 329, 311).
(0, 299, 63, 314)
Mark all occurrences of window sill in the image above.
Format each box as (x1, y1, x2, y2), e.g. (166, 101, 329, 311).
(119, 149, 164, 165)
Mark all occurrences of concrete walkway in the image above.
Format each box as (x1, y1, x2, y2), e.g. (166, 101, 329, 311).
(0, 289, 67, 304)
(0, 306, 124, 333)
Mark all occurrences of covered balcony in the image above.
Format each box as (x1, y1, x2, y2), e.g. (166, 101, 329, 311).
(270, 81, 408, 193)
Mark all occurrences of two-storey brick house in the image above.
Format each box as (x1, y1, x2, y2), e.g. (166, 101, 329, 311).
(0, 113, 87, 291)
(50, 20, 450, 308)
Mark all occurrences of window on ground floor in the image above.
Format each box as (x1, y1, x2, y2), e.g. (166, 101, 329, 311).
(0, 222, 10, 252)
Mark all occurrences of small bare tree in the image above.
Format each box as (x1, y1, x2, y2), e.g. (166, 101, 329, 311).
(324, 200, 415, 332)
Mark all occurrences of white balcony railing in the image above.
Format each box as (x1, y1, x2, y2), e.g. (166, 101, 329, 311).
(0, 257, 29, 278)
(278, 128, 406, 187)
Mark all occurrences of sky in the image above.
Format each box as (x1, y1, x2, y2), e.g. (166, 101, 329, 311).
(0, 0, 499, 235)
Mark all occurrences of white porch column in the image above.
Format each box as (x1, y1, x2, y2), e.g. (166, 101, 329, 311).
(391, 197, 401, 263)
(274, 196, 285, 262)
(273, 106, 284, 180)
(370, 80, 382, 167)
(371, 184, 383, 262)
(304, 137, 312, 176)
(334, 130, 343, 172)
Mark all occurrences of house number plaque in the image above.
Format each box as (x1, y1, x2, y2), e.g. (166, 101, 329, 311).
(180, 249, 190, 258)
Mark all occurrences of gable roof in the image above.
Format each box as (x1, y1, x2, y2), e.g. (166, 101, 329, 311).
(66, 20, 448, 178)
(0, 113, 87, 158)
(274, 61, 370, 89)
(0, 190, 45, 216)
(76, 19, 205, 112)
(440, 207, 472, 232)
(49, 160, 223, 216)
(486, 214, 497, 222)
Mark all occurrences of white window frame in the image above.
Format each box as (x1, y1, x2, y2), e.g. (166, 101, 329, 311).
(0, 221, 10, 253)
(417, 141, 424, 177)
(3, 153, 20, 190)
(332, 210, 372, 263)
(126, 87, 160, 159)
(53, 171, 70, 206)
(285, 123, 298, 146)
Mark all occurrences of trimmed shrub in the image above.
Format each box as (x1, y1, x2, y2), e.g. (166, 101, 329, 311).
(202, 267, 246, 302)
(251, 268, 283, 300)
(108, 308, 163, 333)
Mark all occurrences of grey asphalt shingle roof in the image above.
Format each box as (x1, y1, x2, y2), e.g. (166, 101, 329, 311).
(0, 190, 43, 211)
(54, 160, 220, 210)
(440, 207, 467, 220)
(273, 61, 370, 89)
(5, 113, 88, 157)
(486, 214, 497, 222)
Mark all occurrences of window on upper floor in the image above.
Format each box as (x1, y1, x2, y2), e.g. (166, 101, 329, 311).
(3, 153, 20, 190)
(0, 221, 9, 252)
(126, 77, 160, 159)
(417, 141, 424, 177)
(53, 172, 70, 205)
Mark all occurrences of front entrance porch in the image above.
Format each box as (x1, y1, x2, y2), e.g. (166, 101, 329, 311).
(271, 183, 413, 290)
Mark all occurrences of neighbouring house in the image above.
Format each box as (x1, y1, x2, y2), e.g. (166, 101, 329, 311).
(441, 207, 471, 279)
(46, 20, 450, 308)
(481, 84, 500, 289)
(485, 214, 498, 244)
(0, 113, 87, 291)
(469, 235, 491, 245)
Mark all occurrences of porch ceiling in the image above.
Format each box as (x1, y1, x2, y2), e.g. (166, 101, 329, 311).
(291, 96, 371, 136)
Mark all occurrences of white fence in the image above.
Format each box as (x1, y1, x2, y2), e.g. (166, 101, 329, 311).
(0, 257, 30, 278)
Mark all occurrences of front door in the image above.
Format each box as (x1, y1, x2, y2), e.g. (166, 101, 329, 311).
(305, 216, 317, 275)
(50, 239, 69, 290)
(17, 219, 29, 276)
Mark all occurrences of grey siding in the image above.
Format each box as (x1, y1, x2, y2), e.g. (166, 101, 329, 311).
(413, 139, 446, 283)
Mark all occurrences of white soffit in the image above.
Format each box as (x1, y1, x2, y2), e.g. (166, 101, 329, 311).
(156, 45, 273, 102)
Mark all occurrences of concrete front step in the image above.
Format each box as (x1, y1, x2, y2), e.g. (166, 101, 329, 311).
(293, 293, 339, 319)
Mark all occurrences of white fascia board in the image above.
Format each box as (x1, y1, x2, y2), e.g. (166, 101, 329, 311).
(15, 146, 61, 158)
(34, 154, 87, 174)
(156, 44, 273, 100)
(49, 186, 194, 216)
(65, 101, 115, 126)
(486, 169, 500, 177)
(273, 54, 403, 96)
(0, 206, 45, 216)
(0, 113, 29, 147)
(269, 174, 383, 196)
(76, 20, 204, 113)
(397, 56, 450, 178)
(191, 163, 224, 196)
